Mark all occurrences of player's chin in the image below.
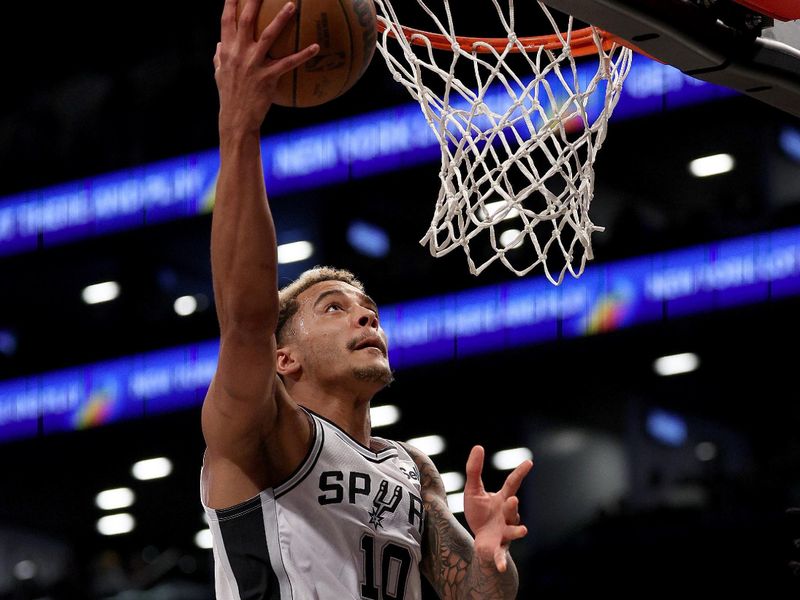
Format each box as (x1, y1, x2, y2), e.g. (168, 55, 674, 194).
(352, 364, 395, 387)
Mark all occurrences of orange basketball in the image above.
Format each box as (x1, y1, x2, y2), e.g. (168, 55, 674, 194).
(239, 0, 377, 107)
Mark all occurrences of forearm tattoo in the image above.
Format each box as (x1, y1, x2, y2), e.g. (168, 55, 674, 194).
(422, 492, 472, 597)
(461, 549, 518, 600)
(402, 444, 519, 599)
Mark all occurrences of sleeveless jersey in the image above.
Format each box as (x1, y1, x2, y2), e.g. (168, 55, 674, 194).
(200, 408, 425, 600)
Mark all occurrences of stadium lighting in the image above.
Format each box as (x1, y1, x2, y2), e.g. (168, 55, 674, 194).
(370, 405, 400, 428)
(195, 529, 213, 549)
(277, 241, 314, 264)
(499, 229, 524, 249)
(97, 513, 135, 536)
(132, 457, 173, 481)
(12, 561, 37, 581)
(82, 281, 120, 304)
(440, 472, 465, 493)
(491, 448, 533, 470)
(447, 492, 465, 514)
(174, 295, 198, 316)
(695, 441, 718, 461)
(653, 352, 700, 376)
(95, 487, 135, 510)
(688, 153, 735, 177)
(405, 435, 446, 456)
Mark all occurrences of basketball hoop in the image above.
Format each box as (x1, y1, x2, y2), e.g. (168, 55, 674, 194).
(373, 0, 634, 284)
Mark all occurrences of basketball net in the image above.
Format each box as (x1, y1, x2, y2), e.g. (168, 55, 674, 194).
(373, 0, 633, 284)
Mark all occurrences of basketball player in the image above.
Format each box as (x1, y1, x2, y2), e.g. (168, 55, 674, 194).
(200, 0, 533, 597)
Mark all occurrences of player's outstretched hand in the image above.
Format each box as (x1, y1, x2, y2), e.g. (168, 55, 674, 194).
(463, 445, 533, 573)
(214, 0, 319, 132)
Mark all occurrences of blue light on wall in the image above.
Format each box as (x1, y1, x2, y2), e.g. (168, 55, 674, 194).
(646, 409, 688, 446)
(0, 330, 16, 357)
(0, 342, 219, 442)
(347, 221, 391, 258)
(779, 126, 800, 162)
(0, 153, 220, 257)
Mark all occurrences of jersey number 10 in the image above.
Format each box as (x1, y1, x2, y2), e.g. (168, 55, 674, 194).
(360, 533, 412, 599)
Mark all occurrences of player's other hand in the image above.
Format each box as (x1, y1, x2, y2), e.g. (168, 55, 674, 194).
(463, 445, 533, 573)
(214, 0, 320, 132)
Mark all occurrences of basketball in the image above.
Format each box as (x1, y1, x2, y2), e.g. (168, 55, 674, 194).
(239, 0, 377, 108)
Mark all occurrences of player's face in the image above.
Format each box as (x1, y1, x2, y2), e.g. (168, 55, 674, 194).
(291, 280, 393, 388)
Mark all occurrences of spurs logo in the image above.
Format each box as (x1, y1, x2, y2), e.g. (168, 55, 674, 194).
(317, 470, 425, 534)
(367, 480, 402, 530)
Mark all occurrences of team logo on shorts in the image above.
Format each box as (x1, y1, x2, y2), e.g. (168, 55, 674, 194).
(367, 480, 402, 530)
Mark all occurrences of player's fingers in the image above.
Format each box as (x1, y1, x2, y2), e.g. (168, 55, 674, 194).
(271, 43, 320, 76)
(257, 1, 296, 53)
(499, 457, 533, 498)
(503, 524, 528, 543)
(494, 547, 508, 573)
(213, 42, 222, 70)
(237, 0, 263, 42)
(220, 0, 239, 44)
(502, 496, 519, 525)
(464, 445, 486, 496)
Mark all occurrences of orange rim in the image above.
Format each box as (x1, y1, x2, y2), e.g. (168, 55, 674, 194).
(376, 20, 637, 57)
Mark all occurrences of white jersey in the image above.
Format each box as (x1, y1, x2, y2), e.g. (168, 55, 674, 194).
(201, 408, 425, 600)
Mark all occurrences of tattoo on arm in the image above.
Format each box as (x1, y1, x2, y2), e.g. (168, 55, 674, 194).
(401, 443, 519, 599)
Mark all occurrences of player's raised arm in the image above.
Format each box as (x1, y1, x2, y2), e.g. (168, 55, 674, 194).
(201, 0, 319, 503)
(402, 443, 532, 599)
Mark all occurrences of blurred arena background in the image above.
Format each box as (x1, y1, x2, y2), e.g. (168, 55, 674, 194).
(1, 1, 800, 598)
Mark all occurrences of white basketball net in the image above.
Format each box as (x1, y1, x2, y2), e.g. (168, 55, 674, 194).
(373, 0, 633, 284)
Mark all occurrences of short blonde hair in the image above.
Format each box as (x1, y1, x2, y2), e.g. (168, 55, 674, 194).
(276, 266, 364, 344)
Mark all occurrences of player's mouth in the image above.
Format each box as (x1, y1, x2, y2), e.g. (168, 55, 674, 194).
(350, 336, 387, 356)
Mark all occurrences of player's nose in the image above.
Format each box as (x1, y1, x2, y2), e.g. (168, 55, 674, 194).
(356, 307, 379, 329)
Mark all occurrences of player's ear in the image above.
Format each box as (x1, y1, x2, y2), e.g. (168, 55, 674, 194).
(276, 346, 302, 377)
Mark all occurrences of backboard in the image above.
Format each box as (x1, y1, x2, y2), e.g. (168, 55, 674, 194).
(542, 0, 800, 118)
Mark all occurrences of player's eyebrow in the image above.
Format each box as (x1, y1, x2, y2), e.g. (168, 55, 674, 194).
(314, 289, 379, 313)
(360, 293, 379, 314)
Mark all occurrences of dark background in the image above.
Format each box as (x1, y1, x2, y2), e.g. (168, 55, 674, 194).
(1, 1, 800, 598)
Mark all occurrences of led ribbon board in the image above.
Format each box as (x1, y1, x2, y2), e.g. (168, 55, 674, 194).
(0, 224, 797, 443)
(0, 55, 734, 257)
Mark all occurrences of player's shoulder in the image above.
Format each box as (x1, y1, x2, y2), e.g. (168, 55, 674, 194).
(396, 440, 425, 462)
(395, 441, 446, 498)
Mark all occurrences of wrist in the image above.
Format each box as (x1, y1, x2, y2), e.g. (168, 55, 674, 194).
(218, 126, 264, 156)
(219, 123, 262, 141)
(472, 535, 515, 572)
(218, 105, 269, 140)
(463, 545, 519, 599)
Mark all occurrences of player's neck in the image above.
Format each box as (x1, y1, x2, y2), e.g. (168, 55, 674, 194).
(302, 394, 373, 446)
(306, 403, 371, 448)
